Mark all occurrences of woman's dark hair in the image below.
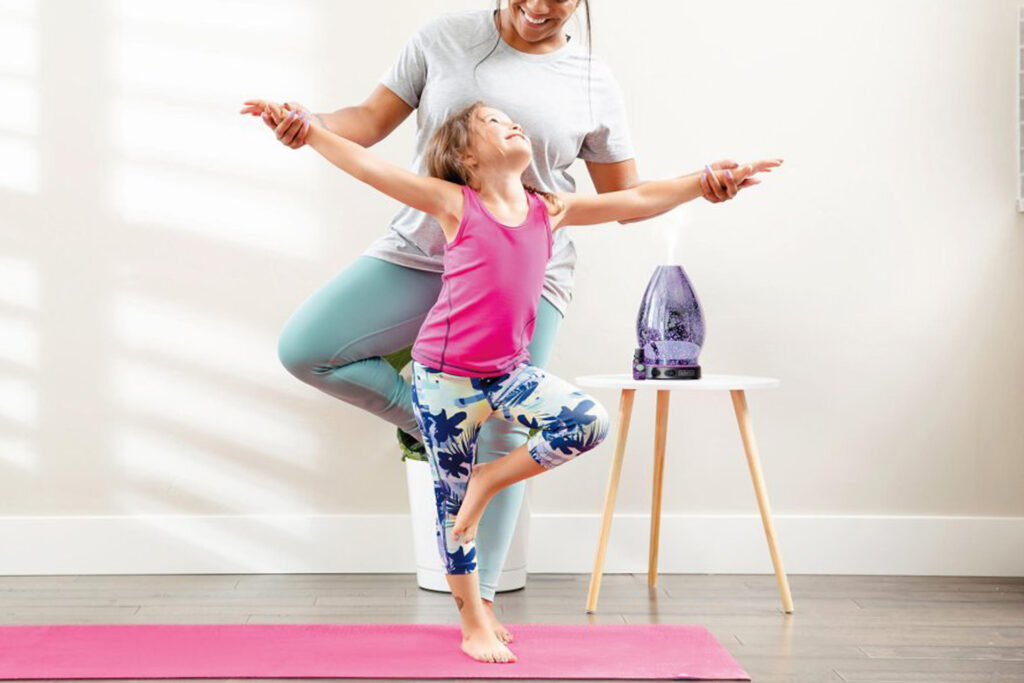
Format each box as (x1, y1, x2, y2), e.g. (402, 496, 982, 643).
(424, 100, 565, 216)
(475, 1, 593, 122)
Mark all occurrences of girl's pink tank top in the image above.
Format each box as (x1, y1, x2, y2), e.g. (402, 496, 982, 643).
(411, 184, 553, 377)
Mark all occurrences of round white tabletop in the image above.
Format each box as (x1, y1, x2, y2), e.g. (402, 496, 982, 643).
(574, 373, 780, 391)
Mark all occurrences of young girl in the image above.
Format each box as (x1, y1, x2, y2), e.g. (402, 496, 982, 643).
(251, 98, 780, 664)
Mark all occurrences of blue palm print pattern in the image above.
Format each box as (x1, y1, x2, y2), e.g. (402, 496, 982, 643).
(410, 359, 610, 575)
(436, 422, 478, 480)
(547, 399, 604, 455)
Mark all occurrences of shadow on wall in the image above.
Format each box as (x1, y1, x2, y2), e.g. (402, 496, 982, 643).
(0, 0, 418, 568)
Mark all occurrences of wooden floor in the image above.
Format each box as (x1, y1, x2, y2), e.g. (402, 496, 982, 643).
(1, 572, 1022, 682)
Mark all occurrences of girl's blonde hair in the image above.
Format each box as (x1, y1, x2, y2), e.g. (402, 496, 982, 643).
(424, 100, 564, 216)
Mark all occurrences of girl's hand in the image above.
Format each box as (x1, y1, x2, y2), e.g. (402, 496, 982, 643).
(700, 158, 783, 202)
(239, 97, 284, 127)
(239, 98, 317, 149)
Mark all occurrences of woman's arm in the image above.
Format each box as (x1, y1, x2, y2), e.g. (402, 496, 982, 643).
(254, 85, 414, 149)
(291, 107, 461, 221)
(311, 85, 414, 148)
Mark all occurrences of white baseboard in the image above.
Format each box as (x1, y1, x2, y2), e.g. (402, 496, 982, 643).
(0, 513, 1020, 575)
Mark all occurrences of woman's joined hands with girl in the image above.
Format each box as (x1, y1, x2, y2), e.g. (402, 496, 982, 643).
(239, 98, 319, 146)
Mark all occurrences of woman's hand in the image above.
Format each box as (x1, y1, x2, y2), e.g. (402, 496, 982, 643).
(700, 158, 783, 202)
(239, 99, 318, 149)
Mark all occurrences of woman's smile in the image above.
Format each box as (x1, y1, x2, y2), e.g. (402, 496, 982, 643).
(518, 6, 551, 27)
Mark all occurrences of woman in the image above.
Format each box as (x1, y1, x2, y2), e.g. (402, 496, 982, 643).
(242, 0, 750, 647)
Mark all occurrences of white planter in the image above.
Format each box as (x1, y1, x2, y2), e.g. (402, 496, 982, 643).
(404, 457, 530, 594)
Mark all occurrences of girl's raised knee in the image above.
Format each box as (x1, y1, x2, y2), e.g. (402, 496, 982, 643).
(589, 400, 611, 446)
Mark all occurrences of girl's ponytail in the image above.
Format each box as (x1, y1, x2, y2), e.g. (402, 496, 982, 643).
(523, 183, 564, 217)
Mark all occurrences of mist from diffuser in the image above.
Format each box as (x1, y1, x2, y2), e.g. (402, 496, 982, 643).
(633, 211, 705, 380)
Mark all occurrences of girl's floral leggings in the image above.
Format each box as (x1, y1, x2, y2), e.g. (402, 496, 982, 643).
(410, 359, 611, 576)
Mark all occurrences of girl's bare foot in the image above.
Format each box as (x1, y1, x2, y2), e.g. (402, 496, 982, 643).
(453, 462, 496, 545)
(461, 619, 517, 663)
(482, 598, 513, 643)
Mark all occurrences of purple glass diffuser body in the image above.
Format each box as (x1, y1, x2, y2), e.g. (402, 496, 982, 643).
(633, 265, 705, 380)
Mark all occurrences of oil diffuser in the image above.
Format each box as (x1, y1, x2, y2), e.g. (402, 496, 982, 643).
(632, 265, 705, 380)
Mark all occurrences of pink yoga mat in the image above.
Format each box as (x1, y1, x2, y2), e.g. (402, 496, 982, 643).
(0, 622, 749, 680)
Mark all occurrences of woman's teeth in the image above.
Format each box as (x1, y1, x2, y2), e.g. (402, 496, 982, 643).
(520, 7, 549, 25)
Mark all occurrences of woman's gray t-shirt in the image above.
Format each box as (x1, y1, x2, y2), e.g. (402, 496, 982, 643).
(361, 8, 635, 317)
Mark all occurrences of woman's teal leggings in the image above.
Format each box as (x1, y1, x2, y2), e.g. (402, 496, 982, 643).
(276, 254, 565, 602)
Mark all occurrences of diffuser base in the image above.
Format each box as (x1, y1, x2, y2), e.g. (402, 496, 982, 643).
(633, 363, 702, 380)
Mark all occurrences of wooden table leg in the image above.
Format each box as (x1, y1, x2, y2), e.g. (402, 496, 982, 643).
(730, 389, 795, 614)
(649, 390, 670, 586)
(586, 388, 635, 613)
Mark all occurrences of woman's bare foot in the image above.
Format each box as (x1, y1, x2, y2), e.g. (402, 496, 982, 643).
(461, 619, 517, 663)
(453, 462, 496, 545)
(482, 597, 513, 643)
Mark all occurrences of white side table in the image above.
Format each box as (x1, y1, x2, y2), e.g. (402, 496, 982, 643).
(574, 373, 794, 614)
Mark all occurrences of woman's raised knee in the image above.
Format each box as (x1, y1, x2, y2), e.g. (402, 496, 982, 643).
(276, 322, 318, 380)
(276, 318, 360, 382)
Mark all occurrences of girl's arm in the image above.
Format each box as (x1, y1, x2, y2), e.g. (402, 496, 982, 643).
(554, 174, 707, 228)
(551, 161, 777, 229)
(297, 109, 462, 221)
(586, 159, 749, 223)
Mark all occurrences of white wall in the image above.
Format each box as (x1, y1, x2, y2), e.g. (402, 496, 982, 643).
(1, 0, 1022, 574)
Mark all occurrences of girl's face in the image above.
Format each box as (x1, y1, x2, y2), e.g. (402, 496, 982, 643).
(464, 106, 532, 174)
(507, 0, 578, 42)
